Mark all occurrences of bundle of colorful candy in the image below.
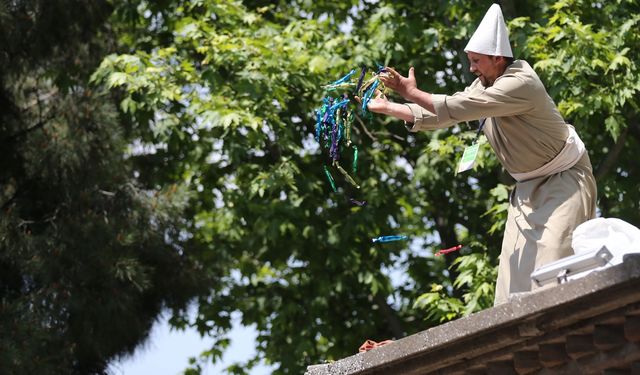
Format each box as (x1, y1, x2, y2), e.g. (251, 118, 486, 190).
(314, 66, 388, 195)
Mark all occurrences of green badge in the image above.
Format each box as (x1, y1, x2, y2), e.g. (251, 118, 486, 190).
(457, 143, 479, 174)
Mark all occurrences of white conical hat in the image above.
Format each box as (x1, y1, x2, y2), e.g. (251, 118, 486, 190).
(464, 4, 513, 58)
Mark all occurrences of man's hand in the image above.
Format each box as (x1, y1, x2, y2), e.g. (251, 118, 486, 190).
(355, 85, 416, 123)
(379, 67, 418, 101)
(355, 89, 388, 114)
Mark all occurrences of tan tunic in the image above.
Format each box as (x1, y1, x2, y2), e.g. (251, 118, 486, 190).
(405, 60, 597, 305)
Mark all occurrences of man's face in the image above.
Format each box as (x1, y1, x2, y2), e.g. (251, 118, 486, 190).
(467, 52, 505, 87)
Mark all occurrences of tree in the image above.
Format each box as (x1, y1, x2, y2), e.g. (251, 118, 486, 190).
(89, 0, 639, 374)
(0, 1, 210, 373)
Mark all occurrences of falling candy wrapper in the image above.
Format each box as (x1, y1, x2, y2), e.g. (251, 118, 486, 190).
(371, 235, 409, 244)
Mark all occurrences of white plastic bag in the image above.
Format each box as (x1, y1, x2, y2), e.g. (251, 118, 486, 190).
(572, 218, 640, 265)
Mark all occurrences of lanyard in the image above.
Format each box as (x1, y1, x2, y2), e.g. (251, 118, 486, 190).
(475, 118, 487, 142)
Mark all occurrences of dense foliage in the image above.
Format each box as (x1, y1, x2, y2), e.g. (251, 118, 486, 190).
(2, 0, 638, 374)
(0, 1, 209, 373)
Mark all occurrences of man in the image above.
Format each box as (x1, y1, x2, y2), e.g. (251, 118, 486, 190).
(365, 4, 597, 305)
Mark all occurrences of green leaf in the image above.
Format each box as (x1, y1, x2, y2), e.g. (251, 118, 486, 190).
(107, 72, 128, 88)
(605, 116, 621, 140)
(308, 56, 329, 73)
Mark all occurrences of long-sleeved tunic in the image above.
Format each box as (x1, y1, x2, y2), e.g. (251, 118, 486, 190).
(404, 60, 597, 304)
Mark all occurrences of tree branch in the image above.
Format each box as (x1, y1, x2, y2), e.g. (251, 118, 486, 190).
(374, 294, 405, 339)
(354, 114, 378, 143)
(594, 127, 628, 182)
(497, 0, 517, 19)
(441, 15, 474, 85)
(2, 115, 55, 143)
(627, 121, 640, 144)
(1, 193, 18, 211)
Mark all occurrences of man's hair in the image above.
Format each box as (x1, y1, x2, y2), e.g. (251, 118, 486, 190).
(494, 56, 514, 69)
(491, 55, 514, 65)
